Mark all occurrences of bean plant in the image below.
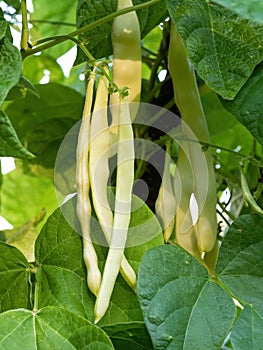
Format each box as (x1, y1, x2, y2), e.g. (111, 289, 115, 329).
(0, 0, 262, 349)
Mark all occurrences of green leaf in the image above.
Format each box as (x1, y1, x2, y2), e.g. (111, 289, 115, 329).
(35, 200, 95, 321)
(0, 36, 22, 106)
(0, 10, 7, 39)
(5, 76, 40, 100)
(1, 209, 46, 262)
(0, 242, 30, 312)
(220, 63, 263, 145)
(217, 214, 263, 316)
(1, 164, 58, 229)
(103, 322, 153, 350)
(0, 110, 34, 158)
(6, 83, 84, 168)
(75, 0, 168, 63)
(231, 305, 263, 350)
(201, 90, 254, 176)
(34, 194, 163, 325)
(137, 245, 236, 349)
(3, 1, 21, 11)
(167, 0, 263, 99)
(212, 0, 263, 25)
(0, 307, 114, 349)
(22, 55, 65, 85)
(30, 0, 76, 59)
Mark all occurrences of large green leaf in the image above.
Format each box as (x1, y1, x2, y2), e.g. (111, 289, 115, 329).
(167, 0, 263, 99)
(22, 55, 65, 85)
(35, 200, 95, 321)
(231, 305, 263, 350)
(137, 245, 236, 349)
(30, 0, 77, 59)
(0, 15, 22, 106)
(0, 242, 30, 312)
(1, 165, 58, 229)
(217, 214, 263, 316)
(75, 0, 167, 63)
(35, 194, 163, 326)
(0, 307, 114, 349)
(220, 63, 263, 145)
(0, 110, 34, 158)
(212, 0, 263, 25)
(6, 83, 84, 168)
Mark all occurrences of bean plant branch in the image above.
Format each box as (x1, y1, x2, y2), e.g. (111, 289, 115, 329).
(22, 0, 160, 58)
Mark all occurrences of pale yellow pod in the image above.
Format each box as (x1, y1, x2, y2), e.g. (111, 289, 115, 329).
(95, 96, 135, 323)
(155, 146, 176, 243)
(76, 70, 101, 296)
(89, 66, 136, 290)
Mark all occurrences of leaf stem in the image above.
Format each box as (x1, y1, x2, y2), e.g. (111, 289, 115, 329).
(22, 0, 160, 58)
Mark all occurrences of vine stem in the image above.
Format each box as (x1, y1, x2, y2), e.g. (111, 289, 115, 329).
(20, 0, 29, 52)
(23, 0, 160, 58)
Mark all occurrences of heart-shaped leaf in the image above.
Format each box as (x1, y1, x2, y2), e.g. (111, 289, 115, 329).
(137, 245, 236, 349)
(231, 305, 263, 349)
(0, 242, 30, 312)
(0, 306, 114, 349)
(217, 214, 263, 316)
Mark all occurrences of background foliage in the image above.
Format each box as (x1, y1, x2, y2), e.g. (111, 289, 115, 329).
(0, 0, 262, 349)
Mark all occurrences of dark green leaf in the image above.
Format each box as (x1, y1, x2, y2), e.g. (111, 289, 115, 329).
(0, 9, 7, 40)
(217, 214, 263, 316)
(35, 200, 94, 321)
(137, 245, 236, 349)
(0, 307, 114, 349)
(3, 1, 21, 11)
(103, 322, 153, 350)
(6, 83, 84, 168)
(0, 242, 30, 312)
(0, 110, 34, 158)
(75, 0, 167, 63)
(231, 305, 263, 350)
(220, 63, 263, 145)
(167, 0, 263, 99)
(212, 0, 263, 25)
(0, 36, 22, 106)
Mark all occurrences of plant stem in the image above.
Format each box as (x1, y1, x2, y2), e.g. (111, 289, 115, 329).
(29, 19, 75, 27)
(20, 0, 29, 52)
(33, 282, 39, 312)
(23, 0, 160, 58)
(217, 201, 236, 222)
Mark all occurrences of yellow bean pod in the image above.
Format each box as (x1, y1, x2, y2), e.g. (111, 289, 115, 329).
(89, 66, 136, 290)
(95, 95, 134, 323)
(76, 69, 101, 296)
